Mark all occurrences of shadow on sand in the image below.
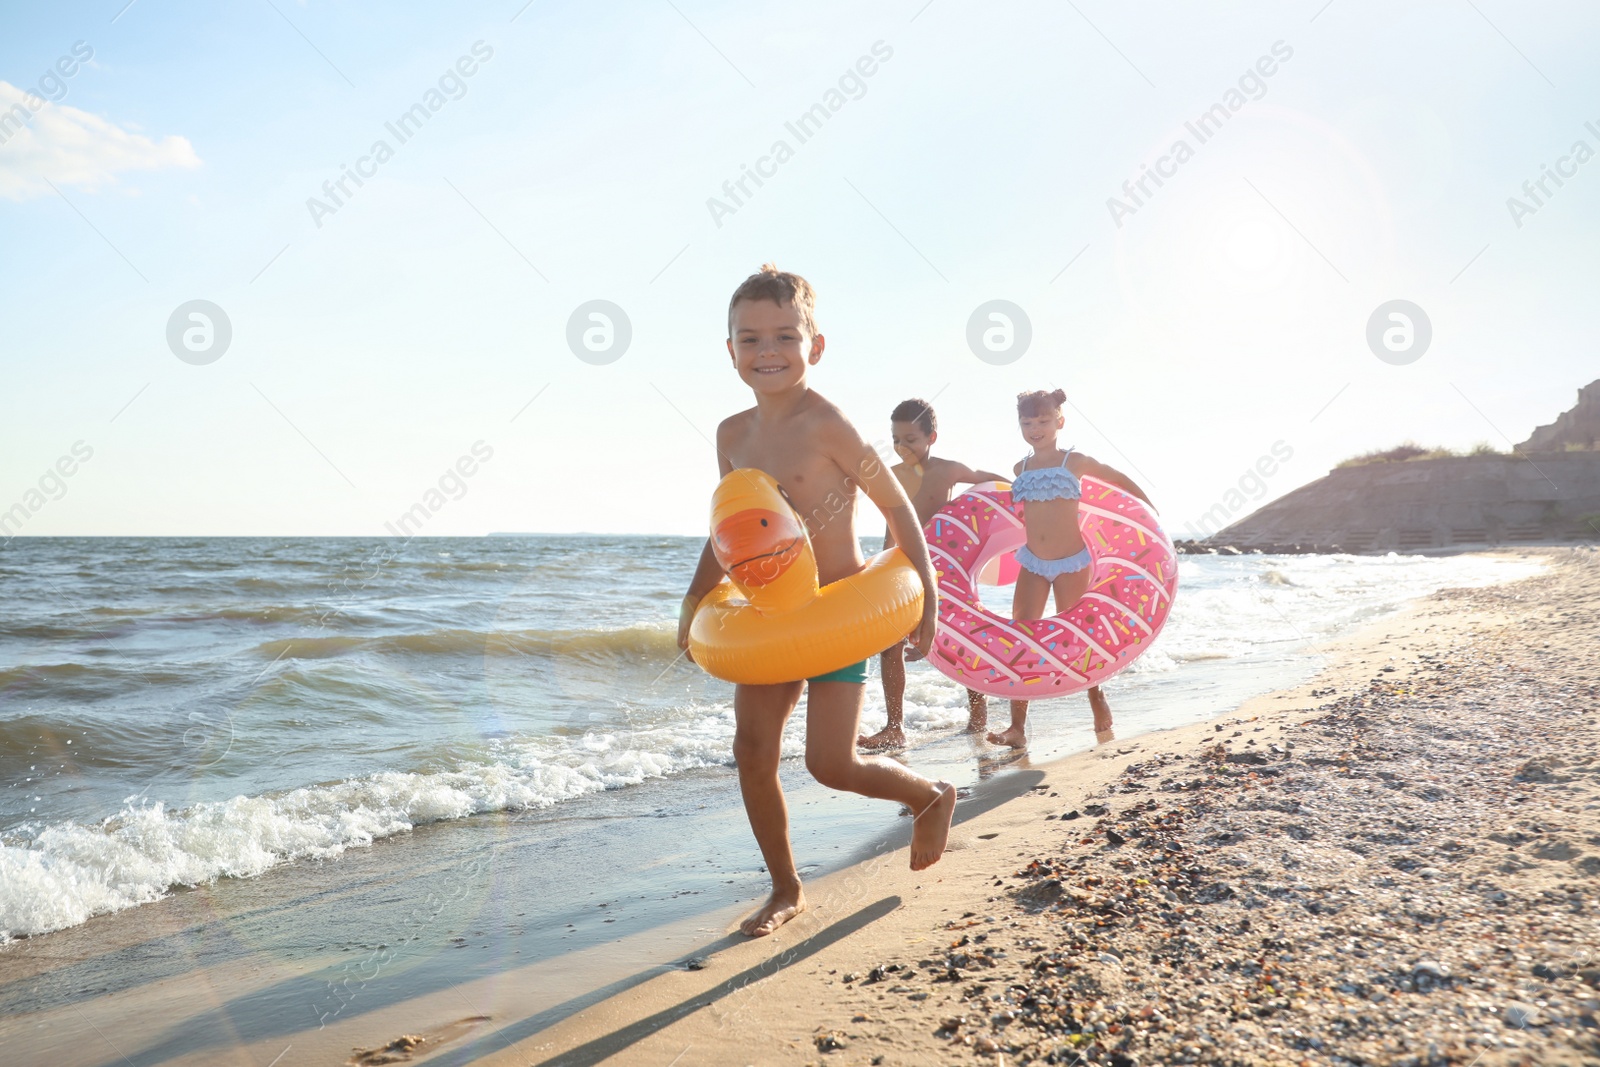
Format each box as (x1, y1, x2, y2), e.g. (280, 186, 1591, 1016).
(74, 768, 1046, 1067)
(514, 896, 902, 1067)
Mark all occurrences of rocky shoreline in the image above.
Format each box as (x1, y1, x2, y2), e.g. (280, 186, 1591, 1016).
(822, 550, 1600, 1066)
(1173, 539, 1346, 556)
(1172, 538, 1592, 557)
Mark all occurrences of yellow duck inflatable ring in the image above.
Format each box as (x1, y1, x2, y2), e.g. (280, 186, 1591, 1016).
(687, 469, 924, 685)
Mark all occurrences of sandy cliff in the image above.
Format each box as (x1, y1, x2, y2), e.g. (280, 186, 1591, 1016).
(1214, 382, 1600, 551)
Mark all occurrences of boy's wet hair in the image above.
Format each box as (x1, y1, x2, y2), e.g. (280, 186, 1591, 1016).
(728, 263, 818, 338)
(891, 398, 936, 436)
(1017, 388, 1067, 417)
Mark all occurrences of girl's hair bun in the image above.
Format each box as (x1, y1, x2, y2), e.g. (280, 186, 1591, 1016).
(1016, 388, 1067, 417)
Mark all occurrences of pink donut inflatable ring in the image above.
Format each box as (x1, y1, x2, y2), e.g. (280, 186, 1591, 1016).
(926, 478, 1179, 700)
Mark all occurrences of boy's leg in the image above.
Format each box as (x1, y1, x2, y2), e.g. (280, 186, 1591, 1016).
(805, 680, 955, 871)
(858, 642, 907, 750)
(964, 688, 988, 733)
(733, 681, 807, 936)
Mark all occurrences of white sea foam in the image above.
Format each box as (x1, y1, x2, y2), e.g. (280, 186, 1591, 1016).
(883, 550, 1548, 725)
(0, 705, 743, 940)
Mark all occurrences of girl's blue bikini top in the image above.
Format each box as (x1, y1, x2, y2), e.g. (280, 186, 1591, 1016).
(1012, 448, 1081, 503)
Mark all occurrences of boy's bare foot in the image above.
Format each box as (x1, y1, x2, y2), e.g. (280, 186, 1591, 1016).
(740, 885, 807, 937)
(1095, 727, 1116, 745)
(856, 724, 905, 751)
(910, 781, 956, 870)
(986, 725, 1027, 748)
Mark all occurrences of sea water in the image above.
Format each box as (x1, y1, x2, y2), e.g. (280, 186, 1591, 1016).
(0, 536, 1544, 941)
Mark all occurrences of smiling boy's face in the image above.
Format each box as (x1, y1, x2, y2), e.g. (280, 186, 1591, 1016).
(891, 420, 934, 464)
(727, 298, 824, 394)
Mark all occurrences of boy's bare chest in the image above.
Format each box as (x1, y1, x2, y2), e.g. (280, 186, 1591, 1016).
(902, 465, 957, 524)
(727, 436, 854, 513)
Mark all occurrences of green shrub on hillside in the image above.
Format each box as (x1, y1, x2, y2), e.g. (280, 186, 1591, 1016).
(1337, 441, 1504, 468)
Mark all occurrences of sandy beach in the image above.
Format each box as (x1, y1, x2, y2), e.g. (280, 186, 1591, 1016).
(2, 547, 1595, 1067)
(474, 547, 1599, 1067)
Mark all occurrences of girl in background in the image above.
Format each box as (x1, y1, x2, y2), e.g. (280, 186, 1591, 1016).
(988, 389, 1154, 748)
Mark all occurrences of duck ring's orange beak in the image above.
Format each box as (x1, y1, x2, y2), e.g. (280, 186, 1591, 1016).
(713, 507, 805, 588)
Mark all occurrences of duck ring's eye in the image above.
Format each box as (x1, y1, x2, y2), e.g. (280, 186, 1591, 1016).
(760, 519, 768, 526)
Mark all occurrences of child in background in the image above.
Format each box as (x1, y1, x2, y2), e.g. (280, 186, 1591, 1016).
(987, 388, 1154, 749)
(676, 266, 957, 937)
(858, 398, 1008, 751)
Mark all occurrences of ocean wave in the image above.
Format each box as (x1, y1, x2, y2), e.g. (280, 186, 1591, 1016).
(253, 555, 331, 568)
(7, 605, 344, 634)
(166, 605, 333, 626)
(0, 710, 237, 770)
(234, 577, 301, 593)
(0, 709, 739, 940)
(252, 624, 680, 662)
(418, 560, 514, 573)
(0, 621, 103, 641)
(0, 662, 193, 700)
(1152, 552, 1547, 669)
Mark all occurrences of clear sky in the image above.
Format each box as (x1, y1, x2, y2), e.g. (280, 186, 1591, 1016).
(1, 1, 1596, 538)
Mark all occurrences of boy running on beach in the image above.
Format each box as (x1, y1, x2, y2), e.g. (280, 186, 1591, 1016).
(676, 265, 958, 938)
(858, 398, 1008, 751)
